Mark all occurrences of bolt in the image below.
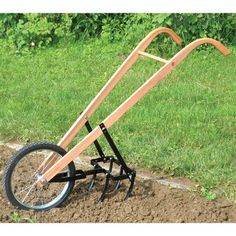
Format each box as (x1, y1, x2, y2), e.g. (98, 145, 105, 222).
(40, 178, 48, 185)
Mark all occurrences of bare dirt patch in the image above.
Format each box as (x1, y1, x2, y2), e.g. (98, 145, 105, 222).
(0, 144, 236, 223)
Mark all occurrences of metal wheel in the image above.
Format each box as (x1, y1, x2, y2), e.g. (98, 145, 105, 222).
(3, 142, 75, 211)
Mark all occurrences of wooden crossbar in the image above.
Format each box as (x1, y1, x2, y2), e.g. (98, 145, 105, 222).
(138, 51, 169, 64)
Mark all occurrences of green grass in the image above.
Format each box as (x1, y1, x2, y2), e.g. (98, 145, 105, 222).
(0, 38, 236, 201)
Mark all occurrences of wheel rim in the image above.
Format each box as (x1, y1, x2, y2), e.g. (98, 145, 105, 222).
(10, 148, 71, 210)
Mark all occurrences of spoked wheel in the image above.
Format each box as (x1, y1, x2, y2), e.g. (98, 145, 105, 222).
(3, 142, 75, 211)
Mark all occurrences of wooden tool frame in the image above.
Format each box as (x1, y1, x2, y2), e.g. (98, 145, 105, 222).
(37, 27, 230, 185)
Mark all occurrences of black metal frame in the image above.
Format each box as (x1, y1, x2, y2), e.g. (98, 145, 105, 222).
(49, 118, 136, 202)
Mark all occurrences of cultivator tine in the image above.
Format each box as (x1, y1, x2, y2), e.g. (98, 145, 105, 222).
(113, 178, 122, 192)
(112, 167, 123, 192)
(124, 171, 136, 200)
(113, 180, 121, 191)
(106, 180, 121, 194)
(88, 177, 95, 191)
(98, 157, 114, 202)
(88, 169, 97, 191)
(98, 174, 111, 202)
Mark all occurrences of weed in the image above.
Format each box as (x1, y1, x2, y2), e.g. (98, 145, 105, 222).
(200, 187, 217, 201)
(9, 211, 38, 223)
(9, 212, 22, 223)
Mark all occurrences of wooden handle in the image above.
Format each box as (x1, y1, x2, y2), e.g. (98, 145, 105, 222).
(40, 36, 230, 183)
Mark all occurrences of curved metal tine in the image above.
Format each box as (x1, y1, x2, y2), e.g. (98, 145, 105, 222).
(88, 174, 96, 191)
(88, 165, 99, 191)
(106, 180, 121, 194)
(113, 180, 122, 192)
(98, 174, 110, 202)
(98, 159, 114, 202)
(108, 167, 123, 193)
(124, 171, 136, 200)
(113, 167, 123, 191)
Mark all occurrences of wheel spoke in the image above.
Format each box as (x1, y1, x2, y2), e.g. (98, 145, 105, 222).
(41, 155, 57, 173)
(21, 183, 37, 203)
(14, 184, 35, 196)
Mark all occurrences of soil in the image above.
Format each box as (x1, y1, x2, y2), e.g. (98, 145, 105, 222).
(0, 144, 236, 223)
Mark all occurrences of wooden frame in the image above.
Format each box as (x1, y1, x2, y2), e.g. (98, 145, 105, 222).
(36, 27, 230, 184)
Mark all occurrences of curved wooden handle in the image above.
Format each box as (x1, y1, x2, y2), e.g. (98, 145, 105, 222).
(171, 38, 230, 67)
(137, 27, 182, 51)
(202, 38, 231, 55)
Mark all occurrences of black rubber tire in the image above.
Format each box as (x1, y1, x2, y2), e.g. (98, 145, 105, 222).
(2, 142, 76, 211)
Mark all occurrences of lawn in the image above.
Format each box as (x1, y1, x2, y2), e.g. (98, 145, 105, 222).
(0, 38, 236, 201)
